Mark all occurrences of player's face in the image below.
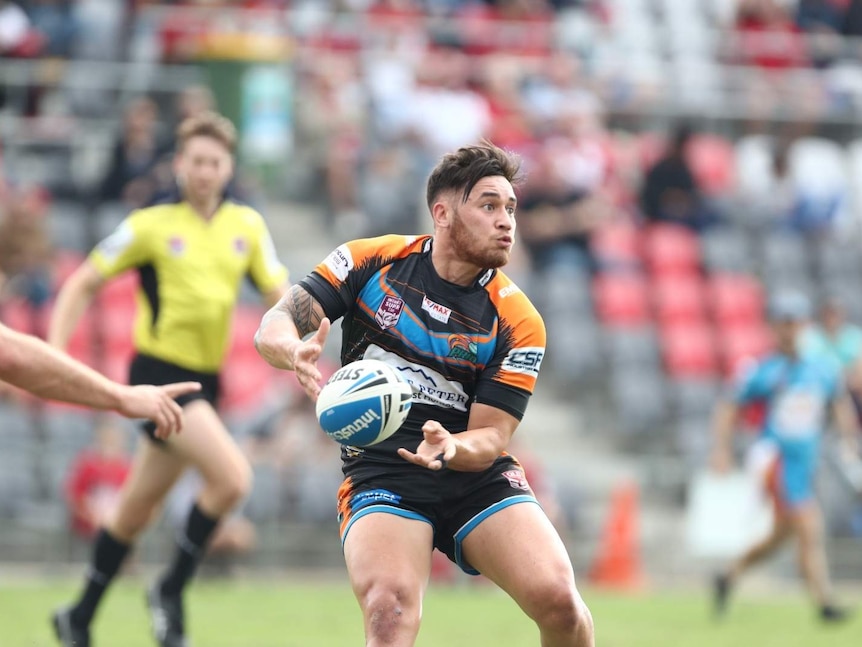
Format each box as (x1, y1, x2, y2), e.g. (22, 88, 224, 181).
(450, 176, 516, 269)
(174, 136, 234, 203)
(773, 319, 805, 353)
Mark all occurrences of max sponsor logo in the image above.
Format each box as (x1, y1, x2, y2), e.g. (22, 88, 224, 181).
(501, 347, 545, 376)
(422, 295, 451, 323)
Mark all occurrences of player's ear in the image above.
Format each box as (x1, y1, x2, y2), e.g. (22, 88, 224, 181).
(430, 200, 450, 230)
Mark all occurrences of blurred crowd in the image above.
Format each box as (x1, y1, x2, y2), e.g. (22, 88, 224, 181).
(3, 0, 862, 556)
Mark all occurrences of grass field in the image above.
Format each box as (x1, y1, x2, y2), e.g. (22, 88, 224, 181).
(0, 577, 859, 646)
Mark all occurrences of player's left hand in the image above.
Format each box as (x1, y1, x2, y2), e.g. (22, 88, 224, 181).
(397, 420, 457, 470)
(116, 381, 201, 440)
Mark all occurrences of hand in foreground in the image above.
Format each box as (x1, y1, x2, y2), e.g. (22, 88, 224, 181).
(397, 420, 457, 471)
(116, 381, 201, 440)
(293, 317, 331, 402)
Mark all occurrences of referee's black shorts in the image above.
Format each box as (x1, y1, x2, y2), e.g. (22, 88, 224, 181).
(128, 353, 220, 443)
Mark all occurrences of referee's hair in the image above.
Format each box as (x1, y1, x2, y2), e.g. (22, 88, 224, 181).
(176, 111, 237, 153)
(426, 140, 523, 210)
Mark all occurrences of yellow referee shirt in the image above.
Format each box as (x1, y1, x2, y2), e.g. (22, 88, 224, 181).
(89, 199, 288, 373)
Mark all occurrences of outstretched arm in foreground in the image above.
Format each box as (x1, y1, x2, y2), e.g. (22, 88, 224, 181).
(0, 323, 199, 439)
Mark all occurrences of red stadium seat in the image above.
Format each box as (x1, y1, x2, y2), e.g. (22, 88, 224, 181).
(685, 133, 736, 196)
(718, 323, 773, 377)
(591, 221, 642, 270)
(652, 274, 707, 326)
(707, 273, 765, 326)
(593, 272, 651, 327)
(51, 250, 86, 292)
(643, 224, 701, 276)
(660, 322, 718, 378)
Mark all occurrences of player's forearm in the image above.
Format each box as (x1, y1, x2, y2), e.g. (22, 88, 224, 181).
(0, 327, 123, 410)
(48, 270, 99, 349)
(833, 397, 860, 450)
(449, 426, 510, 472)
(254, 307, 302, 371)
(711, 401, 738, 454)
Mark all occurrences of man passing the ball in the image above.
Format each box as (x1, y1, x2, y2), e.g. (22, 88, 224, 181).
(48, 111, 288, 647)
(256, 142, 594, 646)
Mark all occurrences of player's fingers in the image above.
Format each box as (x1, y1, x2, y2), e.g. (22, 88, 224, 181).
(161, 381, 202, 398)
(397, 448, 424, 466)
(314, 317, 331, 346)
(165, 399, 184, 434)
(422, 420, 445, 435)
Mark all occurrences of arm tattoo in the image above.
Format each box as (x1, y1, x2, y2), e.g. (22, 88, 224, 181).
(285, 284, 323, 338)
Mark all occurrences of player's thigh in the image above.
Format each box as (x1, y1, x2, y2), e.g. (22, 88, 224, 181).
(164, 400, 248, 482)
(343, 512, 434, 601)
(461, 501, 580, 605)
(112, 438, 187, 520)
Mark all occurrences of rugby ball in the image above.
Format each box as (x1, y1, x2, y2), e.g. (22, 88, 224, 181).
(315, 359, 413, 446)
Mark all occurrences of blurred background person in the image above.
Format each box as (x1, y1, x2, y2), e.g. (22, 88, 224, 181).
(64, 417, 132, 544)
(710, 291, 859, 623)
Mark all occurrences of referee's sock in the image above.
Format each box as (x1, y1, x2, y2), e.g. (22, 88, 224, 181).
(159, 502, 220, 596)
(70, 529, 131, 627)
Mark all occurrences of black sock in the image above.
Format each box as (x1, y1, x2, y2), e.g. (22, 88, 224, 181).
(159, 503, 220, 596)
(70, 529, 131, 627)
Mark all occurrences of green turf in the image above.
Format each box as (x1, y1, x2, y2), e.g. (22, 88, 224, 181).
(0, 577, 858, 646)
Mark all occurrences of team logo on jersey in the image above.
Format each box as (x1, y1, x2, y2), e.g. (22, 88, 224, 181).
(169, 236, 185, 256)
(375, 295, 404, 330)
(422, 295, 451, 323)
(448, 334, 478, 363)
(233, 237, 247, 254)
(502, 469, 530, 491)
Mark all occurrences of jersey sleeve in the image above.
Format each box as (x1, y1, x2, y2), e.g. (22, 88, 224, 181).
(731, 361, 768, 405)
(473, 295, 547, 421)
(299, 235, 414, 322)
(88, 211, 152, 278)
(247, 213, 288, 293)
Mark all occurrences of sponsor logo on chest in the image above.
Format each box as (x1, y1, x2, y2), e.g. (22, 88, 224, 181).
(375, 295, 404, 330)
(421, 295, 451, 323)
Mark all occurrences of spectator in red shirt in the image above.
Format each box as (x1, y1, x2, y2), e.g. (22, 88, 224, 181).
(65, 418, 132, 541)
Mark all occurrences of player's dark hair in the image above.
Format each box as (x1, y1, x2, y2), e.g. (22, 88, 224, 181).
(426, 141, 523, 209)
(176, 111, 237, 154)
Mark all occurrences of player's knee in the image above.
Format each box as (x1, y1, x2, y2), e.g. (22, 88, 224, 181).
(532, 583, 593, 639)
(360, 582, 421, 642)
(221, 463, 253, 509)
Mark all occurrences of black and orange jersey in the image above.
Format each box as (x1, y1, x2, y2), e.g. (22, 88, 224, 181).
(89, 199, 287, 373)
(299, 234, 546, 462)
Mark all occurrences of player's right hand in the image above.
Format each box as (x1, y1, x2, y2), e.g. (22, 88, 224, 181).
(116, 381, 201, 439)
(293, 317, 331, 402)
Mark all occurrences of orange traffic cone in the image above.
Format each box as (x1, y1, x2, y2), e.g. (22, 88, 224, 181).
(588, 480, 644, 591)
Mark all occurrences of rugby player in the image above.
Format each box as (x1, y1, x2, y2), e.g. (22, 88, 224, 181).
(256, 142, 594, 646)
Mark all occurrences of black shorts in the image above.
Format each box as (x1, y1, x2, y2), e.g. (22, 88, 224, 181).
(128, 353, 220, 443)
(336, 456, 539, 575)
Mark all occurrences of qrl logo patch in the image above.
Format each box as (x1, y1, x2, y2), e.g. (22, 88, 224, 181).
(375, 295, 404, 330)
(502, 469, 530, 491)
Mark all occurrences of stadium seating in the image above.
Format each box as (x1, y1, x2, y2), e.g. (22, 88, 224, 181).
(707, 273, 764, 327)
(642, 224, 701, 276)
(593, 272, 651, 327)
(651, 274, 707, 327)
(660, 321, 718, 378)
